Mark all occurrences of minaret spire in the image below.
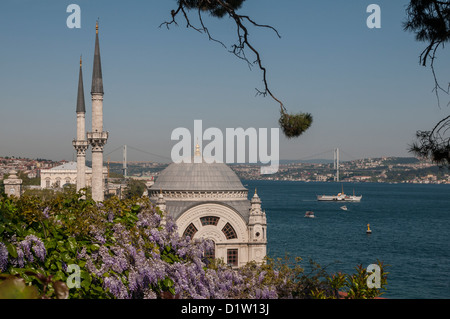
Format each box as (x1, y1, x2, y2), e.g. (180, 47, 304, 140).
(87, 21, 108, 202)
(73, 56, 89, 192)
(76, 55, 86, 114)
(91, 20, 103, 95)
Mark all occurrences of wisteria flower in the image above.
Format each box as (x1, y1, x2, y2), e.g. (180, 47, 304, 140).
(0, 242, 8, 272)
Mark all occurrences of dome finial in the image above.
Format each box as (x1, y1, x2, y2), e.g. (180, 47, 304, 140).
(251, 187, 262, 207)
(96, 20, 99, 34)
(194, 138, 201, 157)
(80, 55, 82, 67)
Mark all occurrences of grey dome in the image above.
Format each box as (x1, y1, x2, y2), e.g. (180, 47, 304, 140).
(152, 161, 247, 192)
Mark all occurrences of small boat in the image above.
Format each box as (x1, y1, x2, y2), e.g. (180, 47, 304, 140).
(340, 205, 347, 211)
(304, 211, 315, 218)
(366, 224, 372, 234)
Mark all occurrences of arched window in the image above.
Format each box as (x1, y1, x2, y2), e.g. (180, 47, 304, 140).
(222, 222, 237, 240)
(200, 216, 220, 226)
(45, 178, 51, 188)
(183, 223, 198, 239)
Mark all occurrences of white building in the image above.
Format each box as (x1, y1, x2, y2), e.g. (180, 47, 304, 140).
(40, 162, 106, 189)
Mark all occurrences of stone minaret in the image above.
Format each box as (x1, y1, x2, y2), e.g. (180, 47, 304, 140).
(87, 21, 108, 202)
(248, 189, 267, 263)
(73, 56, 89, 192)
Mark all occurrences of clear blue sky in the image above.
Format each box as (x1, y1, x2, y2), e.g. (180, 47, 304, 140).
(0, 0, 448, 163)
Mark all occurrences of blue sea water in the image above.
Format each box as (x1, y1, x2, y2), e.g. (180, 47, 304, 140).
(244, 180, 450, 299)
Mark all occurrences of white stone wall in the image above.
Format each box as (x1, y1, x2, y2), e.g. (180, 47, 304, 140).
(40, 168, 107, 189)
(77, 113, 86, 140)
(91, 94, 103, 132)
(91, 151, 105, 201)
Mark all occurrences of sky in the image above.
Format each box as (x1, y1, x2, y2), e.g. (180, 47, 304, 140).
(1, 0, 449, 163)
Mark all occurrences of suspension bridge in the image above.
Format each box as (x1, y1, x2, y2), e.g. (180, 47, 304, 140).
(102, 144, 359, 181)
(104, 144, 171, 177)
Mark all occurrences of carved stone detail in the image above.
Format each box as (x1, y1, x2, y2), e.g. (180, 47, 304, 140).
(72, 140, 89, 156)
(91, 94, 103, 102)
(87, 131, 108, 152)
(149, 190, 247, 201)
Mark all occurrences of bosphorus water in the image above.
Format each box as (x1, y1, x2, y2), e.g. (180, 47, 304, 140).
(244, 180, 450, 299)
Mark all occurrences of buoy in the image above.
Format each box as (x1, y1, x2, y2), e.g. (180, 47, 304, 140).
(366, 223, 372, 234)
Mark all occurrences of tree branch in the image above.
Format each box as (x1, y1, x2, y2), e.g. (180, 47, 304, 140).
(161, 0, 313, 138)
(161, 0, 286, 113)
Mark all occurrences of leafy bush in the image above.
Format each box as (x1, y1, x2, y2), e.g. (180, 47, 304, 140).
(0, 189, 387, 299)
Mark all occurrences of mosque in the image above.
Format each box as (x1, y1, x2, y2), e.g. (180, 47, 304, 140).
(71, 22, 267, 267)
(149, 145, 267, 267)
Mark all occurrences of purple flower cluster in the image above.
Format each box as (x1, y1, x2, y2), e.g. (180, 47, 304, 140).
(2, 197, 283, 299)
(3, 235, 46, 269)
(82, 205, 175, 298)
(42, 207, 50, 219)
(0, 242, 8, 272)
(103, 275, 128, 299)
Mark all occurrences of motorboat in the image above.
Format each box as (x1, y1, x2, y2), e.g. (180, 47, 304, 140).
(304, 211, 315, 218)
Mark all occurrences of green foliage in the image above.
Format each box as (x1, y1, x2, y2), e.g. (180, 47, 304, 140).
(403, 1, 450, 166)
(0, 188, 388, 299)
(0, 189, 123, 298)
(17, 171, 40, 186)
(0, 271, 69, 299)
(108, 171, 124, 179)
(122, 179, 147, 199)
(312, 261, 389, 299)
(181, 0, 245, 18)
(21, 188, 58, 202)
(278, 111, 313, 139)
(0, 275, 40, 299)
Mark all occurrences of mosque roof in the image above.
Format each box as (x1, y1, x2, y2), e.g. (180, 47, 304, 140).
(150, 156, 252, 222)
(48, 162, 92, 171)
(151, 160, 247, 192)
(50, 162, 78, 170)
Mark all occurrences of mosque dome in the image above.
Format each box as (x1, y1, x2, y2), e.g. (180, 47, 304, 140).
(151, 160, 247, 192)
(149, 158, 250, 222)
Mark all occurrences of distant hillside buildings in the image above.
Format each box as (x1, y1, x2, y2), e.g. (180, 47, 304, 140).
(2, 156, 449, 192)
